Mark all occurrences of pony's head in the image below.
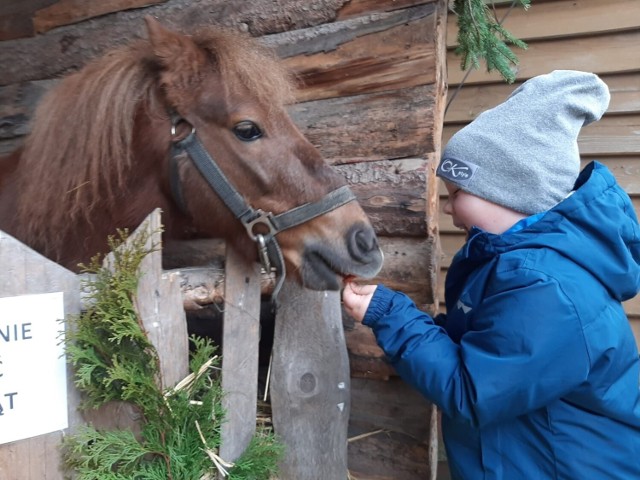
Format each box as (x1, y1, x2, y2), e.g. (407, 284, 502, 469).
(11, 17, 383, 290)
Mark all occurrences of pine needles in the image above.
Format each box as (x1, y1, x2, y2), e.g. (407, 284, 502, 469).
(452, 0, 531, 83)
(63, 229, 283, 479)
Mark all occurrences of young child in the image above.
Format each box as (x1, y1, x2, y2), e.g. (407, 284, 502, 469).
(343, 70, 640, 479)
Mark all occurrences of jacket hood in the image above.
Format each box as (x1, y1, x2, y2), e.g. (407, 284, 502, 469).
(463, 161, 640, 302)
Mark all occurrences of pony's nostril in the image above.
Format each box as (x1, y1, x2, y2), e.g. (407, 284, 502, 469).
(348, 226, 379, 262)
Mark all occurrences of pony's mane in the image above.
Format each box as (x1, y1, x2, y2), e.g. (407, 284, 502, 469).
(16, 26, 294, 254)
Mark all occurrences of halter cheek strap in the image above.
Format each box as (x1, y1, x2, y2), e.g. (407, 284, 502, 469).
(169, 117, 356, 301)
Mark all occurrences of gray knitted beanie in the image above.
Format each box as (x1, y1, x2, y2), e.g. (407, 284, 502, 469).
(437, 70, 610, 214)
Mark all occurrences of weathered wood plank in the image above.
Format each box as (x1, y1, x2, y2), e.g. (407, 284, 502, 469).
(0, 0, 350, 86)
(33, 0, 168, 34)
(219, 245, 262, 462)
(337, 158, 431, 237)
(0, 228, 82, 480)
(0, 79, 57, 142)
(0, 13, 35, 41)
(270, 281, 351, 479)
(0, 0, 57, 40)
(338, 0, 436, 20)
(445, 72, 640, 123)
(127, 209, 189, 389)
(446, 0, 640, 47)
(281, 5, 439, 102)
(291, 85, 437, 164)
(447, 30, 640, 86)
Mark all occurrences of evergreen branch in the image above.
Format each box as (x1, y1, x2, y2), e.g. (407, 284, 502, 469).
(452, 0, 531, 83)
(63, 227, 283, 479)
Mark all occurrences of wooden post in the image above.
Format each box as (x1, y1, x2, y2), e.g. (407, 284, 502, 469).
(130, 209, 189, 389)
(0, 230, 82, 480)
(270, 281, 350, 479)
(219, 245, 262, 462)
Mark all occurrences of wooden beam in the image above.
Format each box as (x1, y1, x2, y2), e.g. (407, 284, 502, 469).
(281, 5, 439, 102)
(337, 0, 437, 21)
(0, 0, 352, 86)
(291, 85, 438, 164)
(33, 0, 168, 34)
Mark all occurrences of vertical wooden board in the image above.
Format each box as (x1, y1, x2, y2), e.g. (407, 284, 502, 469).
(0, 229, 81, 480)
(270, 281, 350, 479)
(219, 245, 262, 462)
(128, 209, 189, 389)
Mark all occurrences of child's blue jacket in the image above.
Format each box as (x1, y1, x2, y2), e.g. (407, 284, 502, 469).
(363, 161, 640, 479)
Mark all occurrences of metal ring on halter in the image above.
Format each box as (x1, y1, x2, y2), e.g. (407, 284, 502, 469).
(170, 117, 196, 140)
(243, 210, 278, 241)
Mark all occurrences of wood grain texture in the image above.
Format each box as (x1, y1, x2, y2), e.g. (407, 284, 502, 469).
(0, 0, 350, 86)
(270, 281, 350, 479)
(281, 5, 438, 102)
(33, 0, 168, 34)
(291, 85, 437, 164)
(219, 245, 262, 462)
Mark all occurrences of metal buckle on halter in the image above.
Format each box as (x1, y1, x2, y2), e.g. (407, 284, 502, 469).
(243, 210, 278, 241)
(255, 234, 272, 273)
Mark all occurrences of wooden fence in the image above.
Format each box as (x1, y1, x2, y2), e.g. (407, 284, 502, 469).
(0, 209, 352, 479)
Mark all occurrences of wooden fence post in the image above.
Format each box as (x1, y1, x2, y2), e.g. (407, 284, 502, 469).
(270, 281, 350, 479)
(219, 245, 262, 462)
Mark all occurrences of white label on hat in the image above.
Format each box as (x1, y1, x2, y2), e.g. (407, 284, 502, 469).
(437, 158, 478, 185)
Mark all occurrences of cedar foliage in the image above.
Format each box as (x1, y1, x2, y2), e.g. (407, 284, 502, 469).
(62, 228, 283, 479)
(452, 0, 531, 83)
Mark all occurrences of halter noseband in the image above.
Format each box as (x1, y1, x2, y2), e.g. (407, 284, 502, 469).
(169, 116, 356, 301)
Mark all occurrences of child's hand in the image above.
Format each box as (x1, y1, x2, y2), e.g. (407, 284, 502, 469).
(342, 282, 378, 322)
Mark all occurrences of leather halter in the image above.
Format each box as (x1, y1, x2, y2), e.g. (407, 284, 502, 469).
(169, 116, 357, 300)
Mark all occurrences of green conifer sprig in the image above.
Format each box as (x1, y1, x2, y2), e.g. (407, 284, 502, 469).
(452, 0, 530, 83)
(63, 228, 283, 479)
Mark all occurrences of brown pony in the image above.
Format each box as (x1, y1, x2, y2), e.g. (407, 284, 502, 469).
(0, 17, 383, 291)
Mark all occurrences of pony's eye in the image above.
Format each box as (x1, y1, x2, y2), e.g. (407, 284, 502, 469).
(233, 121, 263, 141)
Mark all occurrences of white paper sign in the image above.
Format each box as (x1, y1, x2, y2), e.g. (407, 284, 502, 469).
(0, 292, 68, 444)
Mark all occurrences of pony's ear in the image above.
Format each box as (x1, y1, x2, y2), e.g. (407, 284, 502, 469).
(144, 16, 206, 93)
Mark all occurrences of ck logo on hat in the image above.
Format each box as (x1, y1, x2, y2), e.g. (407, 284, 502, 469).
(437, 157, 478, 186)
